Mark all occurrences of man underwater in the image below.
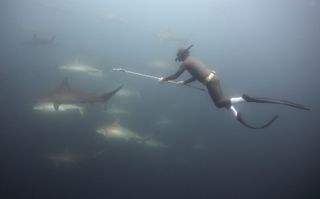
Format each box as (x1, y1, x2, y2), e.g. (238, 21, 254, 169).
(159, 45, 310, 129)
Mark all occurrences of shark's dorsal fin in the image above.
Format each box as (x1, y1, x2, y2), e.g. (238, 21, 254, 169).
(59, 77, 71, 91)
(78, 107, 85, 117)
(53, 103, 60, 111)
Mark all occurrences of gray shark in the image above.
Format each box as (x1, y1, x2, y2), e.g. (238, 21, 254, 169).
(47, 147, 82, 167)
(156, 30, 187, 43)
(96, 120, 168, 148)
(57, 59, 103, 77)
(46, 146, 105, 167)
(40, 77, 123, 111)
(33, 102, 86, 116)
(24, 34, 56, 47)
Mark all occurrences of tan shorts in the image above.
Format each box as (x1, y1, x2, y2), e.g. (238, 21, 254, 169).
(204, 71, 217, 84)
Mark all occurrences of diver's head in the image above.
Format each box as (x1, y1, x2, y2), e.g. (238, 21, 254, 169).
(175, 45, 193, 62)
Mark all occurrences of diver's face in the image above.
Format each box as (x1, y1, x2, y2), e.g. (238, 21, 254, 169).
(180, 53, 189, 61)
(175, 53, 187, 62)
(175, 56, 183, 62)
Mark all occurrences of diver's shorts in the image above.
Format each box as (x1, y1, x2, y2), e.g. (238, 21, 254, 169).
(203, 71, 217, 85)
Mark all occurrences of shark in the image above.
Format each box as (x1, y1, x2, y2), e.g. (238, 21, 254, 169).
(46, 146, 105, 167)
(33, 102, 86, 116)
(116, 88, 141, 98)
(156, 30, 187, 43)
(47, 147, 82, 167)
(147, 59, 169, 70)
(155, 117, 175, 127)
(96, 120, 167, 148)
(106, 105, 131, 116)
(39, 77, 123, 111)
(24, 33, 56, 47)
(57, 59, 103, 77)
(96, 120, 144, 141)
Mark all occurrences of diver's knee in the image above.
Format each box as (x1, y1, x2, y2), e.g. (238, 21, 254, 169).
(215, 104, 224, 109)
(215, 102, 228, 109)
(215, 100, 231, 109)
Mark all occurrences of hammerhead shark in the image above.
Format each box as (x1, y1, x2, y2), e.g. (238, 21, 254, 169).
(24, 34, 56, 47)
(39, 77, 123, 111)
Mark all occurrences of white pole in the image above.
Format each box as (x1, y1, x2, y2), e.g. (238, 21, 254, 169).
(112, 68, 206, 92)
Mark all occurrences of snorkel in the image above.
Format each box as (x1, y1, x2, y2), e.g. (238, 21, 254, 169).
(175, 44, 194, 62)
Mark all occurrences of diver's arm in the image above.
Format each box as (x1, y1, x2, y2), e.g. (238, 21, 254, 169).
(183, 76, 196, 84)
(163, 65, 185, 81)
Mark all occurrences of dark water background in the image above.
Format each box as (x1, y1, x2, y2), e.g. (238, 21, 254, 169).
(1, 0, 320, 198)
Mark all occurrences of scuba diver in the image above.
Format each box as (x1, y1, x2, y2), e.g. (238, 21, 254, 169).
(159, 45, 310, 129)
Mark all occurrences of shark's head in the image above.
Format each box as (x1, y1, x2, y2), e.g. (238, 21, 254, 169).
(96, 127, 106, 135)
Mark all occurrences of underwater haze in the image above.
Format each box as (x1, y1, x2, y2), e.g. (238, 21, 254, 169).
(1, 0, 320, 198)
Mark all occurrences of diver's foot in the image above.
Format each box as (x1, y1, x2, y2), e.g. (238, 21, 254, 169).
(242, 94, 310, 111)
(242, 94, 257, 102)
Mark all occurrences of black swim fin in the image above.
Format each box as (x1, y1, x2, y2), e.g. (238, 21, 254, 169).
(236, 112, 279, 129)
(242, 94, 310, 111)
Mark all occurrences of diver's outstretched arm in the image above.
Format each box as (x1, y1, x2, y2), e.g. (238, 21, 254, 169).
(183, 76, 196, 84)
(163, 65, 186, 81)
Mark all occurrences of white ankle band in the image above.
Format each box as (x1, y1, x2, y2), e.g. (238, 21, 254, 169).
(230, 97, 245, 104)
(230, 106, 238, 117)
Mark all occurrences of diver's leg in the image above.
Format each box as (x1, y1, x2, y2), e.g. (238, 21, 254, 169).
(229, 93, 310, 128)
(206, 81, 278, 129)
(229, 94, 309, 110)
(206, 80, 231, 108)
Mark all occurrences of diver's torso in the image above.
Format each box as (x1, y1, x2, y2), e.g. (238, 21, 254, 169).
(183, 57, 212, 83)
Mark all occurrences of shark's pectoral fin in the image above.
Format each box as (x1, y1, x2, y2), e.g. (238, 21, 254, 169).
(79, 108, 85, 117)
(53, 103, 60, 111)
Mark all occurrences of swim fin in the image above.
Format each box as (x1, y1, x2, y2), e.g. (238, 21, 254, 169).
(242, 94, 310, 111)
(236, 112, 279, 129)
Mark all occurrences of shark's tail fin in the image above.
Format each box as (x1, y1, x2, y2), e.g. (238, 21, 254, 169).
(100, 84, 123, 110)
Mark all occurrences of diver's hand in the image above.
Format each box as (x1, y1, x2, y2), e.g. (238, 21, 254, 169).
(176, 81, 185, 85)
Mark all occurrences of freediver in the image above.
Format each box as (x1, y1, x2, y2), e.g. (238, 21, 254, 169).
(159, 45, 310, 129)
